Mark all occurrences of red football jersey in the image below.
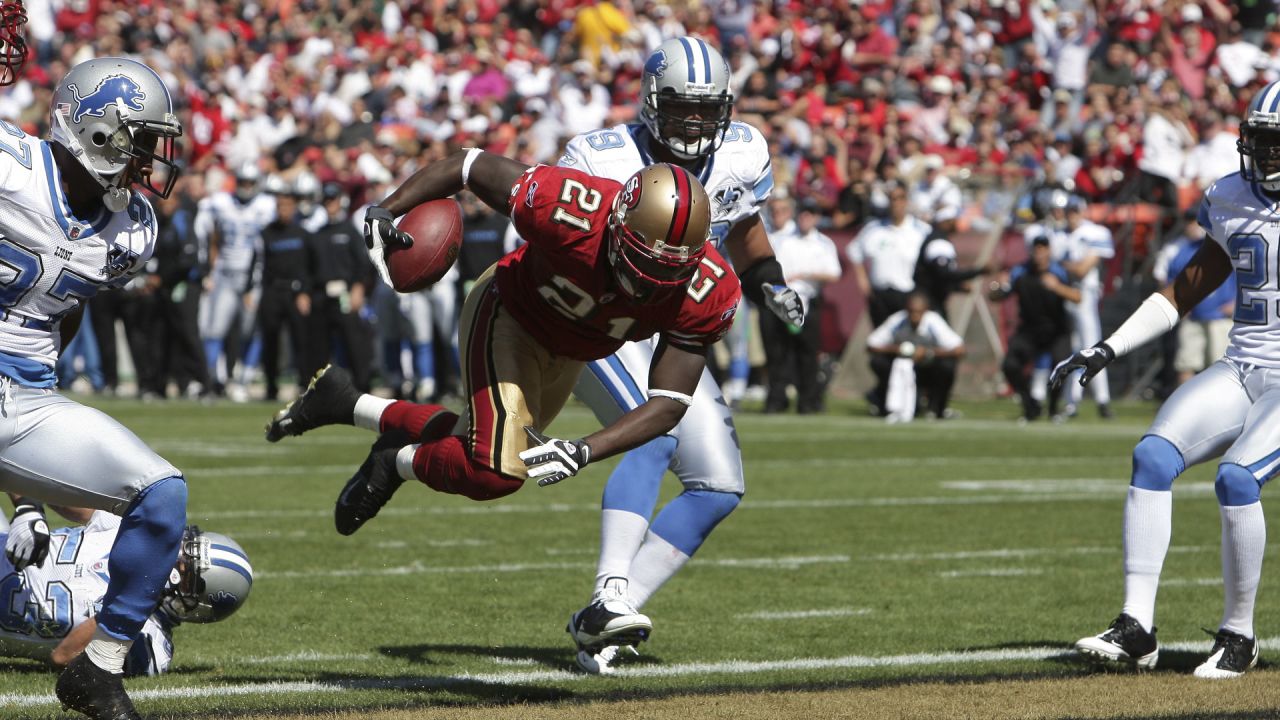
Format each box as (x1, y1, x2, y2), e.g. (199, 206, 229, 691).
(495, 165, 740, 362)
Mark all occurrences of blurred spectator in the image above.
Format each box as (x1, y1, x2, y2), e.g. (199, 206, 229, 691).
(866, 292, 965, 422)
(1133, 84, 1195, 217)
(307, 183, 375, 393)
(847, 181, 931, 326)
(150, 177, 211, 400)
(1060, 197, 1116, 419)
(989, 235, 1081, 422)
(760, 200, 841, 414)
(256, 182, 312, 402)
(914, 204, 991, 320)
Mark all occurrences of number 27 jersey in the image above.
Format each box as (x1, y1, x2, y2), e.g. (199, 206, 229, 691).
(1200, 171, 1280, 367)
(496, 165, 741, 362)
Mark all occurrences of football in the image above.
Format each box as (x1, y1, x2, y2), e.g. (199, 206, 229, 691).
(386, 198, 463, 293)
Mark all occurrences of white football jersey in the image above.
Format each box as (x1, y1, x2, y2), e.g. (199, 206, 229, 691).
(558, 121, 774, 247)
(194, 191, 275, 273)
(1065, 219, 1114, 293)
(1199, 171, 1280, 367)
(0, 511, 173, 675)
(0, 126, 157, 384)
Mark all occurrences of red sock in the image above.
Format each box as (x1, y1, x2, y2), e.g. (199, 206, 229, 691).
(411, 436, 523, 501)
(379, 401, 456, 441)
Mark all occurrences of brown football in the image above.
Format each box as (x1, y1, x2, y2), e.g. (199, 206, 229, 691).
(387, 198, 463, 293)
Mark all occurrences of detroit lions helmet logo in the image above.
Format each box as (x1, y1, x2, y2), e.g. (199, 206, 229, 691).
(68, 75, 147, 124)
(644, 50, 667, 79)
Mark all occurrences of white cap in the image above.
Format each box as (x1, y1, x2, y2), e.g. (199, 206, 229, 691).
(923, 154, 945, 170)
(1181, 3, 1203, 23)
(928, 75, 954, 95)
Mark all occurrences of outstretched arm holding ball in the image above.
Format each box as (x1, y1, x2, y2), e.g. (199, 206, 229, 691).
(364, 150, 531, 289)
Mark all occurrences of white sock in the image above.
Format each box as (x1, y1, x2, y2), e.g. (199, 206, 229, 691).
(395, 444, 419, 483)
(1092, 368, 1111, 404)
(627, 531, 691, 609)
(83, 626, 130, 675)
(1220, 502, 1265, 638)
(1030, 367, 1048, 402)
(593, 509, 649, 595)
(354, 395, 395, 432)
(1121, 486, 1172, 632)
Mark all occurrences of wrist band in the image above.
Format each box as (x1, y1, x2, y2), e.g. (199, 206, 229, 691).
(1102, 292, 1179, 357)
(461, 148, 482, 188)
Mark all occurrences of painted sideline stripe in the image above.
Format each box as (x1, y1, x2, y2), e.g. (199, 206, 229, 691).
(11, 637, 1280, 708)
(737, 608, 872, 620)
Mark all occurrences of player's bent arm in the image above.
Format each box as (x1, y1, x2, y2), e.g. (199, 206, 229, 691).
(377, 150, 530, 218)
(1099, 240, 1232, 358)
(581, 339, 704, 461)
(725, 216, 785, 306)
(50, 618, 96, 669)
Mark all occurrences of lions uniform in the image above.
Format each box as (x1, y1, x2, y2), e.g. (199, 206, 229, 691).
(194, 186, 274, 379)
(0, 125, 180, 512)
(1062, 212, 1114, 408)
(560, 119, 770, 497)
(0, 512, 173, 676)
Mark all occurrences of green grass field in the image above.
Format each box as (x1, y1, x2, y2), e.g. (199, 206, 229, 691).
(2, 396, 1278, 718)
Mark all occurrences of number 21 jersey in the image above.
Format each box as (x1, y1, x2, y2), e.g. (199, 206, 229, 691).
(496, 165, 740, 362)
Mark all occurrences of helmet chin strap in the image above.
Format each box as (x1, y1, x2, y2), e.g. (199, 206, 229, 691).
(53, 107, 131, 211)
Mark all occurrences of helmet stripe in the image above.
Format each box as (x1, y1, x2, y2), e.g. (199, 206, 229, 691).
(1269, 82, 1280, 113)
(211, 557, 254, 584)
(211, 542, 250, 563)
(666, 165, 692, 249)
(679, 37, 697, 83)
(1263, 82, 1280, 114)
(696, 38, 712, 85)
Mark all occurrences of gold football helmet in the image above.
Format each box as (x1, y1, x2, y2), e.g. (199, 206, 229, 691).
(607, 164, 711, 299)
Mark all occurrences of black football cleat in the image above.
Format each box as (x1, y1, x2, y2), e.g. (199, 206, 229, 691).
(335, 433, 409, 536)
(56, 652, 142, 720)
(1194, 628, 1258, 679)
(567, 581, 652, 651)
(265, 364, 360, 442)
(1075, 613, 1159, 669)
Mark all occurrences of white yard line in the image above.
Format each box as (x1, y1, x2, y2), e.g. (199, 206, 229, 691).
(10, 637, 1280, 708)
(257, 555, 850, 580)
(1161, 577, 1222, 587)
(736, 608, 872, 620)
(939, 568, 1043, 578)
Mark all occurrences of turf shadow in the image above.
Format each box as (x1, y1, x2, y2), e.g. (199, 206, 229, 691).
(376, 642, 667, 672)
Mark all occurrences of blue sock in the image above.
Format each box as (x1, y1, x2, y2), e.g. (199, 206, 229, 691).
(242, 335, 262, 371)
(96, 477, 187, 641)
(203, 339, 222, 378)
(601, 435, 677, 517)
(1131, 435, 1184, 492)
(413, 342, 435, 381)
(649, 489, 741, 556)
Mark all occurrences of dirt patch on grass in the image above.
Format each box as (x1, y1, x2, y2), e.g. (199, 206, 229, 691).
(240, 670, 1280, 720)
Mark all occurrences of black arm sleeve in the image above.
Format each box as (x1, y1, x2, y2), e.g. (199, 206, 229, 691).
(738, 256, 786, 306)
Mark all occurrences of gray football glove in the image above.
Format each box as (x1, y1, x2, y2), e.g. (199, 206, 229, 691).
(761, 283, 805, 327)
(363, 206, 413, 288)
(519, 426, 591, 487)
(6, 502, 50, 571)
(1050, 342, 1116, 390)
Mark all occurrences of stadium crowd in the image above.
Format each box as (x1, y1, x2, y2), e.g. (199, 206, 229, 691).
(12, 0, 1277, 408)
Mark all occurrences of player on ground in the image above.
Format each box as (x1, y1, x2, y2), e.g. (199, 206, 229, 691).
(0, 57, 190, 719)
(0, 508, 251, 676)
(1054, 79, 1280, 679)
(265, 154, 740, 660)
(554, 36, 802, 674)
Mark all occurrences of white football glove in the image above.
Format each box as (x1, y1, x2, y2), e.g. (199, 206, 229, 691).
(1050, 342, 1116, 390)
(363, 206, 413, 289)
(6, 503, 50, 571)
(761, 283, 805, 327)
(519, 426, 591, 487)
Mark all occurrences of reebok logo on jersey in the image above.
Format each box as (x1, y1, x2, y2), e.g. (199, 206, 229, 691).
(524, 181, 539, 208)
(68, 74, 147, 124)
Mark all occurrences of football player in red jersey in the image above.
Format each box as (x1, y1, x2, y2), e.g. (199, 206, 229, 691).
(266, 151, 739, 561)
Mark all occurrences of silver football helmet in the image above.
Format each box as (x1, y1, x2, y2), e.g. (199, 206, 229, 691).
(294, 171, 320, 215)
(1241, 80, 1280, 192)
(233, 161, 261, 202)
(639, 37, 734, 161)
(50, 56, 182, 211)
(161, 526, 253, 624)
